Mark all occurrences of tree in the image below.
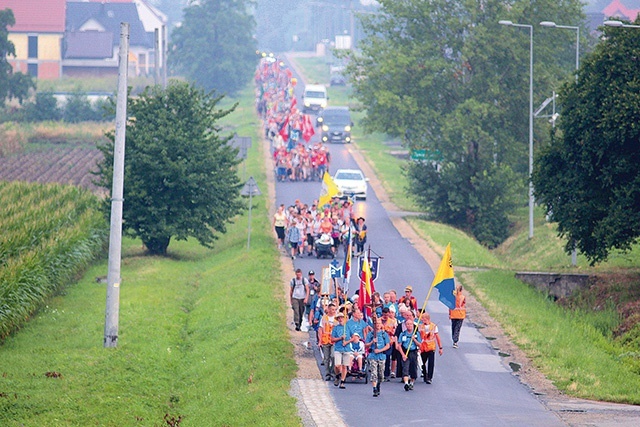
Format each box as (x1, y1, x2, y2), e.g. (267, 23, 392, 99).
(95, 82, 244, 255)
(0, 8, 16, 101)
(169, 0, 257, 95)
(343, 0, 584, 246)
(533, 22, 640, 265)
(0, 9, 34, 104)
(22, 92, 62, 121)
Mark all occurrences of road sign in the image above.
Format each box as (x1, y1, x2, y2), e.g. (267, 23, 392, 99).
(411, 149, 442, 162)
(241, 177, 261, 250)
(411, 149, 426, 160)
(240, 176, 261, 197)
(229, 135, 252, 160)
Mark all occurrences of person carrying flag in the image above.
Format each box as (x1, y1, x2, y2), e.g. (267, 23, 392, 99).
(449, 285, 466, 348)
(365, 317, 391, 397)
(396, 317, 422, 391)
(331, 310, 352, 389)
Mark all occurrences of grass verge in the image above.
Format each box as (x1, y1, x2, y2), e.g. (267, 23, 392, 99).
(0, 83, 301, 426)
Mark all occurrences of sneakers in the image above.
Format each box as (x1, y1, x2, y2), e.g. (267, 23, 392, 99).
(383, 377, 390, 382)
(404, 383, 410, 391)
(373, 388, 379, 397)
(453, 342, 458, 348)
(390, 372, 396, 378)
(339, 381, 345, 389)
(291, 255, 296, 260)
(409, 382, 414, 390)
(325, 375, 332, 381)
(426, 379, 432, 384)
(334, 377, 340, 387)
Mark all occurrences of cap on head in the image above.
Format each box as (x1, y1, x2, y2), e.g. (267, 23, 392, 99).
(336, 312, 345, 318)
(404, 286, 413, 292)
(308, 270, 315, 275)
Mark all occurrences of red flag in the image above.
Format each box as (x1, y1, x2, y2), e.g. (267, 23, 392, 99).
(358, 253, 375, 316)
(279, 116, 290, 143)
(302, 114, 315, 142)
(291, 97, 297, 110)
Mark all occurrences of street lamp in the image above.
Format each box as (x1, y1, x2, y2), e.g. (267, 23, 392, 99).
(540, 20, 581, 265)
(604, 20, 640, 29)
(540, 21, 580, 82)
(500, 20, 535, 239)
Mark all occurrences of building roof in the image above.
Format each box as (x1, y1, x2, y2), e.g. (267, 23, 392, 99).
(64, 31, 114, 59)
(602, 0, 640, 20)
(66, 1, 152, 48)
(0, 0, 66, 33)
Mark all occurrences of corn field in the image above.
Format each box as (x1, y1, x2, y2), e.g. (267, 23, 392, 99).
(0, 181, 108, 340)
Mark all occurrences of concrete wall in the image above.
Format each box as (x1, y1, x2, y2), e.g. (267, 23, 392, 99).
(515, 272, 592, 299)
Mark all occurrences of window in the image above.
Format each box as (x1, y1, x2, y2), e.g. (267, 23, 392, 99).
(28, 35, 38, 58)
(27, 63, 38, 77)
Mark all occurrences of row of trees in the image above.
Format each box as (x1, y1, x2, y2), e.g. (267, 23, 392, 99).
(3, 92, 113, 123)
(342, 0, 584, 249)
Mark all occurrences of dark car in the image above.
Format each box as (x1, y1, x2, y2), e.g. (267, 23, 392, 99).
(316, 107, 353, 144)
(330, 65, 346, 86)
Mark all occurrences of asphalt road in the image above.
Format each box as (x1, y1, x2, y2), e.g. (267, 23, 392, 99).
(274, 58, 565, 426)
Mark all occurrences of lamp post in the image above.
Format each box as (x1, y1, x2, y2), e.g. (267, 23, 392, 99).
(540, 21, 580, 82)
(604, 20, 640, 29)
(499, 20, 535, 239)
(540, 21, 581, 265)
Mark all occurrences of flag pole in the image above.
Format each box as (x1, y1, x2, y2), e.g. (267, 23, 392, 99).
(403, 243, 452, 358)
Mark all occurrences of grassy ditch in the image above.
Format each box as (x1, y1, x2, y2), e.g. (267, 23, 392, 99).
(291, 53, 640, 403)
(0, 85, 301, 425)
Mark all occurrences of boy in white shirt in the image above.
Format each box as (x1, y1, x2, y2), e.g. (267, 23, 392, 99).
(349, 332, 366, 373)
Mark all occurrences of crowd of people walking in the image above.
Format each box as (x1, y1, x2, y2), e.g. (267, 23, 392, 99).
(291, 271, 467, 396)
(259, 54, 468, 397)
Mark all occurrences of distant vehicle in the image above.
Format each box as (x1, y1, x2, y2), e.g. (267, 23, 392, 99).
(330, 65, 346, 86)
(316, 107, 353, 143)
(333, 168, 368, 200)
(302, 84, 328, 114)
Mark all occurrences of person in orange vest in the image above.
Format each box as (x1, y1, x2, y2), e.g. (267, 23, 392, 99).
(418, 312, 443, 384)
(319, 302, 338, 381)
(449, 285, 467, 348)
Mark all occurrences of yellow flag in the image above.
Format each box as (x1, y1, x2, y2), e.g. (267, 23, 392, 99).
(318, 172, 339, 207)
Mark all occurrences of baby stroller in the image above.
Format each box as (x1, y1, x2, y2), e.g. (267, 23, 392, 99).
(315, 233, 334, 259)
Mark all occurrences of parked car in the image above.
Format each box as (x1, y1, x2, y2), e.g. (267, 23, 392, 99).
(316, 106, 353, 143)
(333, 168, 368, 200)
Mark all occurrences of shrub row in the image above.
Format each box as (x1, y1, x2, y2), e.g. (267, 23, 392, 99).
(0, 182, 108, 340)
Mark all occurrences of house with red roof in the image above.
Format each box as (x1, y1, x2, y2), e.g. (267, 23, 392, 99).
(0, 0, 166, 79)
(0, 0, 66, 79)
(602, 0, 640, 20)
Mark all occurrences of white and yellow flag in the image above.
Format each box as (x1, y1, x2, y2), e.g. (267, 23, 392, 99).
(318, 172, 339, 207)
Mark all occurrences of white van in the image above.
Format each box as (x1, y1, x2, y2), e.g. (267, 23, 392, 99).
(302, 84, 328, 113)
